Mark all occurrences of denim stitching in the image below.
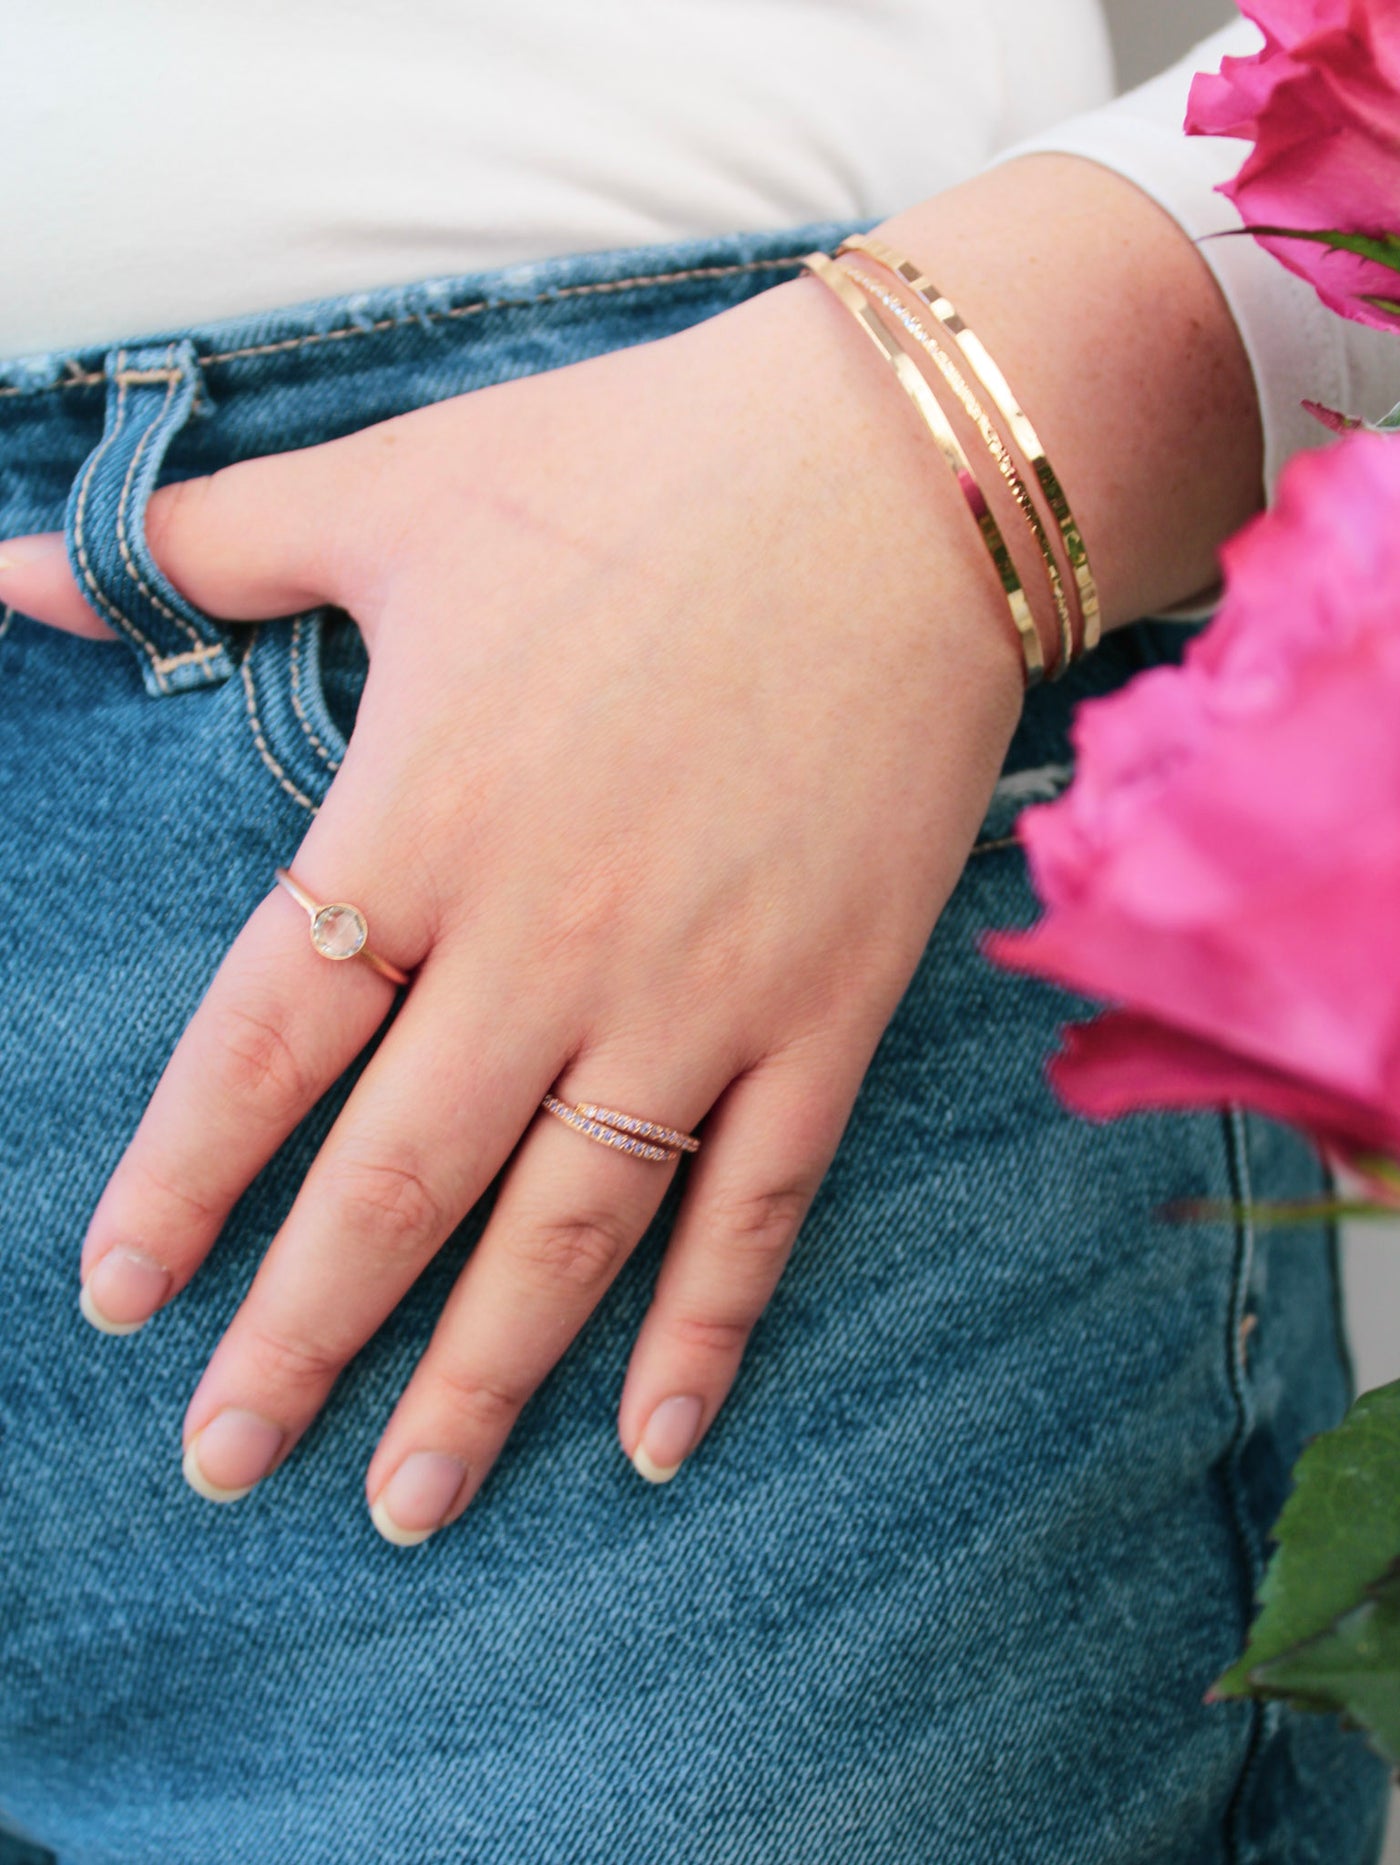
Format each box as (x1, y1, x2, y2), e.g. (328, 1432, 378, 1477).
(1223, 1105, 1263, 1573)
(69, 353, 170, 691)
(240, 632, 319, 814)
(0, 254, 805, 399)
(288, 616, 342, 771)
(150, 642, 227, 672)
(113, 346, 214, 665)
(198, 256, 804, 365)
(1219, 1103, 1267, 1864)
(0, 605, 12, 652)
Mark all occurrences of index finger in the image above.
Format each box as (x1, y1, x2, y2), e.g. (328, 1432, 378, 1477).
(78, 842, 423, 1335)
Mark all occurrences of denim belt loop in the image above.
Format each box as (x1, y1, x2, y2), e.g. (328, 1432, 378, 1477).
(62, 338, 237, 698)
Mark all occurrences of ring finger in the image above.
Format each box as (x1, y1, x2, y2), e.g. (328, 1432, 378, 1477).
(356, 1040, 730, 1542)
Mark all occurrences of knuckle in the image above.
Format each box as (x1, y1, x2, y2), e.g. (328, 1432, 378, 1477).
(712, 1184, 812, 1258)
(512, 1210, 633, 1293)
(431, 1362, 528, 1436)
(119, 1153, 224, 1233)
(327, 1150, 451, 1257)
(209, 999, 317, 1120)
(666, 1311, 752, 1357)
(249, 1325, 344, 1392)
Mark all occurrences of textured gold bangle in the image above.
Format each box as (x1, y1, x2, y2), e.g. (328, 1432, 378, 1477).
(798, 250, 1046, 688)
(837, 232, 1103, 658)
(839, 259, 1075, 679)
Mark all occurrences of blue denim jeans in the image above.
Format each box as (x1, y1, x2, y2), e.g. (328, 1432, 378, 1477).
(0, 219, 1389, 1865)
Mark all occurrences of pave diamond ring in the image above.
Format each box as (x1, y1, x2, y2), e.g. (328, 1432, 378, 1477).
(540, 1094, 701, 1163)
(273, 867, 411, 987)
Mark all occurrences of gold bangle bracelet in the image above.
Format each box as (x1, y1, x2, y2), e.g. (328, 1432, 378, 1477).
(839, 259, 1075, 680)
(798, 250, 1046, 688)
(837, 232, 1103, 658)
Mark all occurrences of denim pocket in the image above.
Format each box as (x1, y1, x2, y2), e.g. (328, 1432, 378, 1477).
(237, 608, 368, 815)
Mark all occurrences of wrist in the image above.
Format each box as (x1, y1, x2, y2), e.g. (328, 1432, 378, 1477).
(867, 155, 1265, 629)
(685, 267, 1031, 745)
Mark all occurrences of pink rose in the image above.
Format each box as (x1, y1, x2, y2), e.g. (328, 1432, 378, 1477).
(983, 430, 1400, 1175)
(1186, 0, 1400, 331)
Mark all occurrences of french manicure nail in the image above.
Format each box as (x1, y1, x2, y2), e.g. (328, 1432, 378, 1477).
(79, 1246, 172, 1335)
(183, 1409, 285, 1503)
(370, 1451, 469, 1547)
(632, 1395, 704, 1484)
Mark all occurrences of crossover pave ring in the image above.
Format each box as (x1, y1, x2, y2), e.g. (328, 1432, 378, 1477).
(541, 1095, 701, 1163)
(273, 866, 411, 986)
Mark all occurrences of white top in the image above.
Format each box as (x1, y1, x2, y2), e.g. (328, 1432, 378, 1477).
(6, 4, 1397, 506)
(5, 0, 1113, 352)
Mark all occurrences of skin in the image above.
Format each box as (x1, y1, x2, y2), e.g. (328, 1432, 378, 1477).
(0, 155, 1263, 1542)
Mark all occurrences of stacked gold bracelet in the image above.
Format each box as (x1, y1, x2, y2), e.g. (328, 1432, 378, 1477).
(798, 250, 1046, 685)
(799, 235, 1101, 686)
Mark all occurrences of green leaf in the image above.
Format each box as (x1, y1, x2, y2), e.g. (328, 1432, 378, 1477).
(1353, 1150, 1400, 1188)
(1215, 1381, 1400, 1697)
(1361, 298, 1400, 323)
(1249, 1569, 1400, 1768)
(1241, 226, 1400, 277)
(1376, 403, 1400, 434)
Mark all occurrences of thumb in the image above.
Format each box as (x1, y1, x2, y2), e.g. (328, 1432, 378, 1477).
(0, 439, 359, 638)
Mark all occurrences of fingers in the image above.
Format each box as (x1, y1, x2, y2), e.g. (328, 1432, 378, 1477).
(174, 965, 580, 1506)
(78, 816, 431, 1336)
(169, 993, 866, 1539)
(0, 438, 364, 635)
(359, 1028, 871, 1543)
(358, 1041, 730, 1542)
(615, 1031, 870, 1481)
(0, 534, 111, 636)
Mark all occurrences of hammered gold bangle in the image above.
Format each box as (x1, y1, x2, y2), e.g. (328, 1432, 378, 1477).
(798, 250, 1046, 688)
(837, 232, 1102, 659)
(839, 258, 1075, 679)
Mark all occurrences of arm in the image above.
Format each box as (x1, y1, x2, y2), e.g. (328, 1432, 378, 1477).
(996, 19, 1400, 507)
(2, 51, 1377, 1537)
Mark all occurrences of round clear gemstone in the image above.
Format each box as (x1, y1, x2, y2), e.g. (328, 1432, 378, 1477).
(311, 903, 368, 960)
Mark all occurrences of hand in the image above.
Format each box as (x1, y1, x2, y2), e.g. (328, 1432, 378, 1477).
(0, 273, 1025, 1543)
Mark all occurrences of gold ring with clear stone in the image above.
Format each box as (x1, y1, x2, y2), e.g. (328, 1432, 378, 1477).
(273, 867, 411, 986)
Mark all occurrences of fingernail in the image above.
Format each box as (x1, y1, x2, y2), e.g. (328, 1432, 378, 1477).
(0, 538, 65, 570)
(370, 1451, 469, 1547)
(79, 1246, 172, 1335)
(183, 1409, 285, 1503)
(632, 1395, 704, 1484)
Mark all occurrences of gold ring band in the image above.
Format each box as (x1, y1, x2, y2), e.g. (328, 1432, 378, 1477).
(541, 1094, 701, 1163)
(273, 866, 411, 986)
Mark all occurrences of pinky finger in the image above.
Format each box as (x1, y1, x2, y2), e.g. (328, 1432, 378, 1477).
(617, 1035, 868, 1485)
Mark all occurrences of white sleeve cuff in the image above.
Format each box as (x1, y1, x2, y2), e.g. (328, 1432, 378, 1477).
(985, 22, 1400, 621)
